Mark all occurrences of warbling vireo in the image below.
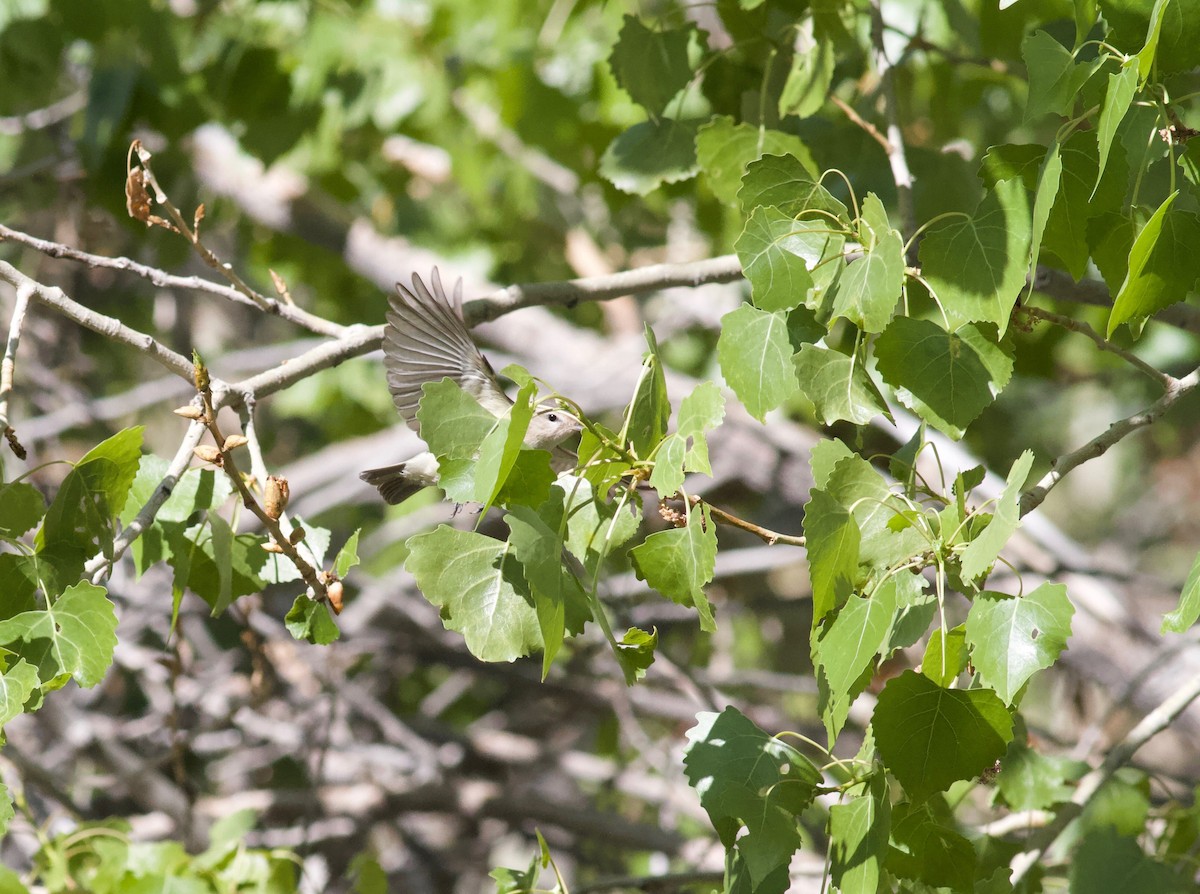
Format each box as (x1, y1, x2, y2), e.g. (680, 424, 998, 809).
(361, 268, 581, 504)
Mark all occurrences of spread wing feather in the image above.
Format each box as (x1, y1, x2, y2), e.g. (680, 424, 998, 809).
(383, 268, 510, 434)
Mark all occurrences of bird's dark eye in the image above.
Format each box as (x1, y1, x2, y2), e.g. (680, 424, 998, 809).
(547, 413, 558, 422)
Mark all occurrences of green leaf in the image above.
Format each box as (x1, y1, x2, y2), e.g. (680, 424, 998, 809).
(41, 426, 144, 555)
(959, 450, 1034, 581)
(599, 119, 700, 195)
(1070, 828, 1190, 893)
(334, 529, 361, 578)
(506, 503, 590, 676)
(1095, 61, 1139, 194)
(1109, 193, 1200, 335)
(608, 16, 695, 116)
(417, 378, 498, 457)
(979, 143, 1047, 192)
(794, 345, 892, 426)
(1042, 131, 1128, 280)
(473, 382, 536, 508)
(919, 177, 1031, 333)
(921, 623, 968, 687)
(615, 626, 658, 682)
(0, 482, 44, 539)
(626, 326, 670, 457)
(0, 582, 118, 687)
(493, 449, 558, 508)
(872, 670, 1013, 800)
(735, 206, 816, 312)
(1135, 0, 1169, 81)
(677, 380, 725, 475)
(260, 519, 331, 585)
(997, 733, 1080, 810)
(814, 584, 896, 744)
(697, 117, 818, 205)
(630, 505, 717, 631)
(739, 154, 847, 220)
(1027, 143, 1062, 286)
(0, 659, 37, 727)
(832, 193, 904, 332)
(1022, 31, 1096, 122)
(778, 37, 834, 119)
(824, 453, 924, 570)
(965, 583, 1074, 705)
(810, 437, 855, 490)
(829, 775, 890, 894)
(717, 304, 796, 421)
(880, 571, 935, 657)
(121, 459, 231, 576)
(803, 489, 860, 624)
(406, 526, 542, 663)
(562, 480, 640, 577)
(875, 319, 1014, 439)
(183, 517, 264, 615)
(1162, 549, 1200, 633)
(284, 596, 340, 645)
(887, 800, 976, 890)
(683, 707, 822, 890)
(649, 381, 725, 498)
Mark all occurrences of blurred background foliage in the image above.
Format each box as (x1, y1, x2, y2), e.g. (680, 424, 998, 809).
(3, 0, 1200, 891)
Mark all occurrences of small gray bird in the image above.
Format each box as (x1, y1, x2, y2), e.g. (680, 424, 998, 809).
(361, 269, 582, 504)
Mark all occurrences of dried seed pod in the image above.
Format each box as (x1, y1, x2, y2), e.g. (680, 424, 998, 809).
(264, 475, 290, 520)
(288, 527, 306, 545)
(261, 539, 285, 554)
(222, 434, 248, 451)
(327, 580, 344, 615)
(193, 445, 222, 465)
(173, 405, 204, 419)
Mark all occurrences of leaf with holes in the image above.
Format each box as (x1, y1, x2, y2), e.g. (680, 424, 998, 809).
(965, 584, 1074, 705)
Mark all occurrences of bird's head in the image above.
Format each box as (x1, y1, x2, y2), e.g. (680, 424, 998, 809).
(525, 406, 583, 450)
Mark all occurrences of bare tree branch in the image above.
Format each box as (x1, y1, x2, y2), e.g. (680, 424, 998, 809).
(1021, 364, 1200, 515)
(1010, 667, 1200, 882)
(0, 223, 347, 338)
(0, 281, 31, 457)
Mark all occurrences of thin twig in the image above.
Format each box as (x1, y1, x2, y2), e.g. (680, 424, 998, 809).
(673, 493, 805, 547)
(1021, 365, 1199, 515)
(85, 418, 208, 585)
(0, 261, 196, 383)
(1017, 306, 1172, 387)
(869, 0, 916, 239)
(194, 380, 328, 602)
(467, 255, 745, 324)
(830, 95, 892, 154)
(131, 141, 272, 311)
(1010, 668, 1200, 882)
(0, 282, 32, 458)
(0, 223, 347, 337)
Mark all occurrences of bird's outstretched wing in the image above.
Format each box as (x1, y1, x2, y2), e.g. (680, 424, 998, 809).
(383, 268, 510, 434)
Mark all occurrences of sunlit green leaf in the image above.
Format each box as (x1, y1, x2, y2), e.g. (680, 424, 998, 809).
(921, 624, 968, 687)
(778, 37, 834, 119)
(1095, 61, 1138, 193)
(284, 596, 340, 645)
(814, 585, 896, 744)
(0, 482, 44, 539)
(804, 489, 860, 624)
(717, 304, 796, 421)
(1022, 30, 1097, 122)
(683, 707, 821, 890)
(697, 117, 817, 205)
(830, 775, 890, 894)
(739, 154, 847, 220)
(0, 659, 37, 727)
(630, 504, 717, 631)
(406, 526, 542, 663)
(1109, 193, 1200, 335)
(0, 582, 117, 687)
(1162, 549, 1200, 633)
(832, 193, 904, 332)
(959, 450, 1034, 581)
(965, 583, 1074, 705)
(919, 178, 1031, 333)
(794, 344, 892, 426)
